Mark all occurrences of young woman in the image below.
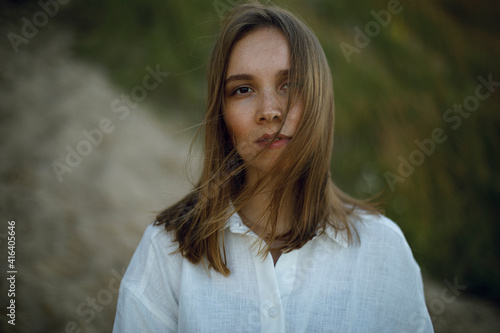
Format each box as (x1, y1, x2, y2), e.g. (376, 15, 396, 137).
(113, 2, 433, 332)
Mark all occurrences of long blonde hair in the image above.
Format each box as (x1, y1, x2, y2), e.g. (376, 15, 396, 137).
(156, 1, 379, 276)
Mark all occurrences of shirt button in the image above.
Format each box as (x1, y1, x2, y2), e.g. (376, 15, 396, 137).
(268, 306, 278, 318)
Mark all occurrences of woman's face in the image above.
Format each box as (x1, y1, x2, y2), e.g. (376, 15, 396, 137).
(224, 27, 303, 179)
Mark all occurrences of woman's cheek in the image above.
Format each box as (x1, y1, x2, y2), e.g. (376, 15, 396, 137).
(235, 134, 255, 160)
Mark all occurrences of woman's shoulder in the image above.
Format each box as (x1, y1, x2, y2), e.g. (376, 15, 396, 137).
(350, 211, 409, 246)
(345, 210, 419, 267)
(130, 222, 179, 260)
(144, 221, 177, 246)
(116, 223, 182, 331)
(120, 222, 181, 289)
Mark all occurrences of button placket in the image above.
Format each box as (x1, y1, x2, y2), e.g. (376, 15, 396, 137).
(275, 247, 299, 303)
(250, 245, 286, 332)
(260, 291, 281, 320)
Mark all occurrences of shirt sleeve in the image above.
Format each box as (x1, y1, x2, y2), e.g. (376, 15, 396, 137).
(113, 223, 181, 333)
(373, 215, 434, 333)
(113, 286, 177, 333)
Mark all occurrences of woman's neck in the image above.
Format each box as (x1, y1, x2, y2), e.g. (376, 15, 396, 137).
(238, 172, 293, 239)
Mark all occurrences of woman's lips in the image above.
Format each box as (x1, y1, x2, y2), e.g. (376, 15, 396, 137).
(257, 133, 291, 148)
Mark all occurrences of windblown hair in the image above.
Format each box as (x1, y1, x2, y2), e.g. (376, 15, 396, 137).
(156, 1, 380, 276)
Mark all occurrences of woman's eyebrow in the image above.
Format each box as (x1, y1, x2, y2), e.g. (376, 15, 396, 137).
(276, 69, 289, 79)
(225, 69, 290, 86)
(225, 74, 255, 85)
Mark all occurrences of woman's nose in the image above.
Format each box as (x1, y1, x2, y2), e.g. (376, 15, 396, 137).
(256, 89, 283, 124)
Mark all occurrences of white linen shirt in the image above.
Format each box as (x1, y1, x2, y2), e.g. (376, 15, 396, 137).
(113, 212, 433, 332)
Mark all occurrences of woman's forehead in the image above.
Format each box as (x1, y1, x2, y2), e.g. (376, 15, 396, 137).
(226, 27, 290, 79)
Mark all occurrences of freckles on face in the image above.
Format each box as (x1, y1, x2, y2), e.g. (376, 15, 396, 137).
(224, 27, 303, 173)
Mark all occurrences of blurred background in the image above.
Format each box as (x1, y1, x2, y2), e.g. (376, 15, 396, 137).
(0, 0, 499, 332)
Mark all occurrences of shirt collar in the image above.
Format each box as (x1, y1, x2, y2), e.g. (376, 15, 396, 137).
(224, 210, 349, 248)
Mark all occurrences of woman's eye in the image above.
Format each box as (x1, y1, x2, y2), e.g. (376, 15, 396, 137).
(282, 82, 302, 92)
(281, 82, 293, 93)
(233, 87, 252, 95)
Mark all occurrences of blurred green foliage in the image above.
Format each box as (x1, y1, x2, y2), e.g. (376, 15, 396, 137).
(7, 0, 499, 300)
